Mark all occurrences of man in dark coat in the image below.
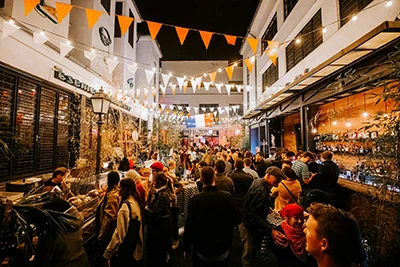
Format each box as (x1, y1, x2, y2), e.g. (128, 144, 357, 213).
(215, 160, 235, 196)
(228, 159, 253, 207)
(254, 152, 269, 179)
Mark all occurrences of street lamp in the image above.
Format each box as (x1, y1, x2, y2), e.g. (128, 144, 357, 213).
(91, 87, 111, 179)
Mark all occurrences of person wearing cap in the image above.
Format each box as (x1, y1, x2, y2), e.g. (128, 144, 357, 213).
(240, 166, 286, 267)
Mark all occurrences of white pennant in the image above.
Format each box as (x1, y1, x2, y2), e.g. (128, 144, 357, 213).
(203, 82, 211, 91)
(191, 78, 198, 93)
(245, 85, 251, 92)
(201, 107, 206, 112)
(160, 85, 166, 95)
(171, 84, 177, 93)
(215, 83, 223, 93)
(160, 104, 166, 111)
(60, 42, 74, 59)
(225, 84, 232, 96)
(127, 65, 138, 74)
(106, 58, 119, 74)
(225, 106, 230, 113)
(186, 107, 191, 112)
(217, 107, 223, 113)
(178, 106, 182, 110)
(169, 105, 174, 110)
(176, 77, 185, 91)
(237, 85, 242, 92)
(33, 32, 49, 45)
(161, 74, 170, 87)
(84, 51, 97, 61)
(214, 111, 217, 117)
(210, 107, 215, 112)
(2, 21, 20, 40)
(195, 77, 203, 89)
(194, 107, 199, 114)
(145, 70, 155, 85)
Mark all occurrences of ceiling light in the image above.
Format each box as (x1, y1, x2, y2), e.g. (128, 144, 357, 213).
(386, 1, 393, 7)
(352, 15, 358, 21)
(295, 38, 301, 44)
(322, 28, 327, 33)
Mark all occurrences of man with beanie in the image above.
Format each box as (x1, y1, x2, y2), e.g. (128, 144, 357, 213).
(240, 166, 286, 267)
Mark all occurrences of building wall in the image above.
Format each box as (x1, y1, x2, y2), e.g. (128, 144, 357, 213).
(283, 113, 300, 151)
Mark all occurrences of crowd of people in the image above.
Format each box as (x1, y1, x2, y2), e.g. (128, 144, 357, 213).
(38, 145, 367, 267)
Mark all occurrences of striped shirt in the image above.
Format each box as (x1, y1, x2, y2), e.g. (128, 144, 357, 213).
(291, 160, 310, 187)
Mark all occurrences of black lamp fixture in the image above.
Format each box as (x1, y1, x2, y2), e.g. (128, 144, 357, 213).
(90, 87, 111, 179)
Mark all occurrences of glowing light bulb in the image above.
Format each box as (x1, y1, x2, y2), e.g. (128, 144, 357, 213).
(352, 15, 358, 21)
(346, 122, 352, 127)
(203, 73, 207, 77)
(386, 1, 393, 7)
(91, 48, 95, 53)
(362, 112, 368, 117)
(152, 67, 156, 71)
(312, 129, 317, 133)
(234, 63, 238, 67)
(322, 28, 327, 33)
(333, 121, 337, 126)
(9, 20, 14, 25)
(218, 68, 222, 72)
(113, 56, 117, 60)
(296, 38, 301, 44)
(134, 63, 138, 67)
(66, 40, 71, 45)
(40, 31, 45, 36)
(184, 76, 187, 79)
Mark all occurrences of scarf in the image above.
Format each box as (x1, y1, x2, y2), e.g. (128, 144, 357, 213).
(281, 220, 306, 260)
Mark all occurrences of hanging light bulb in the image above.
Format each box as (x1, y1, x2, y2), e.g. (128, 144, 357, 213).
(322, 28, 327, 33)
(386, 1, 393, 7)
(295, 38, 301, 44)
(346, 122, 352, 127)
(333, 121, 337, 126)
(352, 15, 358, 21)
(234, 63, 238, 67)
(40, 31, 46, 36)
(203, 73, 207, 77)
(312, 129, 317, 134)
(362, 112, 368, 118)
(9, 20, 14, 25)
(218, 68, 222, 72)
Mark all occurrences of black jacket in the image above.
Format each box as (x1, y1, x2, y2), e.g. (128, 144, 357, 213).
(255, 160, 269, 178)
(310, 160, 339, 194)
(228, 169, 253, 207)
(184, 186, 241, 256)
(241, 178, 273, 237)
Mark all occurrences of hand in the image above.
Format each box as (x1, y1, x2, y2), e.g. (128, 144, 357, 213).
(272, 230, 288, 248)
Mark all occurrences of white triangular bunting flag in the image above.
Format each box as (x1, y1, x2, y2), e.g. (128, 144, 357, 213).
(225, 106, 230, 113)
(145, 70, 155, 85)
(127, 65, 137, 74)
(195, 77, 203, 89)
(169, 105, 174, 110)
(186, 107, 191, 112)
(237, 85, 242, 92)
(217, 107, 223, 113)
(225, 84, 232, 96)
(33, 32, 49, 45)
(194, 107, 199, 114)
(178, 106, 182, 110)
(210, 107, 215, 112)
(201, 107, 206, 112)
(60, 42, 74, 59)
(176, 77, 185, 91)
(2, 21, 20, 40)
(160, 85, 166, 96)
(213, 111, 217, 117)
(84, 50, 97, 61)
(191, 78, 198, 93)
(245, 85, 251, 92)
(160, 104, 166, 111)
(161, 74, 170, 87)
(215, 83, 223, 93)
(203, 82, 211, 91)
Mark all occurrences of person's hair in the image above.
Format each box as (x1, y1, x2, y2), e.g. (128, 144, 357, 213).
(107, 171, 120, 192)
(281, 160, 292, 167)
(119, 178, 142, 209)
(321, 151, 334, 161)
(201, 166, 215, 186)
(199, 161, 208, 167)
(52, 167, 68, 179)
(295, 151, 303, 159)
(302, 151, 314, 160)
(221, 153, 228, 160)
(234, 159, 245, 170)
(168, 159, 176, 168)
(306, 204, 364, 265)
(215, 160, 226, 173)
(285, 151, 295, 158)
(256, 151, 264, 158)
(244, 158, 252, 166)
(151, 152, 158, 160)
(192, 159, 199, 165)
(282, 167, 297, 180)
(43, 197, 71, 212)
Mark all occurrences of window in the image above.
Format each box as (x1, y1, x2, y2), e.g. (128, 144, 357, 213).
(261, 14, 277, 51)
(101, 0, 111, 14)
(114, 2, 123, 38)
(262, 59, 279, 92)
(286, 10, 322, 72)
(339, 0, 373, 27)
(128, 10, 134, 48)
(284, 0, 299, 20)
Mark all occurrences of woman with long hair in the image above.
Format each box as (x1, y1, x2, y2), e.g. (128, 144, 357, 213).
(104, 178, 143, 267)
(145, 172, 172, 267)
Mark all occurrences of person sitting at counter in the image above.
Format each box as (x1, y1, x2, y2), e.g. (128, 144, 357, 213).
(44, 167, 74, 200)
(291, 152, 315, 208)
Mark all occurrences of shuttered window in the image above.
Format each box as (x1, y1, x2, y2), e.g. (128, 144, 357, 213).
(129, 10, 135, 48)
(0, 71, 15, 177)
(286, 10, 322, 72)
(284, 0, 299, 20)
(339, 0, 373, 27)
(261, 14, 277, 51)
(57, 94, 71, 167)
(114, 2, 123, 38)
(262, 59, 279, 92)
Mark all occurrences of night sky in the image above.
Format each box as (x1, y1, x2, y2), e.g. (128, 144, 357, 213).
(135, 0, 261, 61)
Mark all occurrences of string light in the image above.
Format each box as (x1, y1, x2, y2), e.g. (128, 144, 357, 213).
(362, 112, 368, 117)
(234, 63, 238, 67)
(40, 31, 45, 36)
(295, 38, 301, 44)
(352, 15, 358, 21)
(333, 121, 337, 126)
(169, 72, 172, 76)
(152, 67, 156, 71)
(322, 28, 327, 33)
(113, 56, 117, 60)
(8, 20, 14, 25)
(134, 63, 137, 66)
(386, 1, 393, 7)
(66, 40, 71, 45)
(312, 129, 317, 133)
(346, 122, 352, 127)
(91, 48, 95, 53)
(218, 68, 222, 72)
(203, 73, 207, 77)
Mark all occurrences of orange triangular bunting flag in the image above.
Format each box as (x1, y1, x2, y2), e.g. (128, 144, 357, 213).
(225, 65, 234, 80)
(175, 26, 189, 45)
(225, 35, 237, 45)
(117, 15, 134, 36)
(24, 0, 40, 16)
(199, 31, 213, 49)
(85, 8, 103, 30)
(56, 2, 73, 24)
(266, 40, 280, 66)
(209, 72, 217, 83)
(247, 38, 258, 54)
(147, 21, 162, 40)
(244, 58, 253, 73)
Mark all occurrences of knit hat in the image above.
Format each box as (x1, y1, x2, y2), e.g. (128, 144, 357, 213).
(150, 162, 164, 171)
(265, 166, 286, 180)
(280, 204, 304, 219)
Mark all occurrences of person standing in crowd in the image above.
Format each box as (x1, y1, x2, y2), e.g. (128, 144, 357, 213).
(34, 198, 90, 267)
(243, 158, 259, 179)
(168, 159, 181, 181)
(305, 204, 365, 267)
(202, 149, 213, 165)
(214, 160, 235, 196)
(309, 151, 339, 204)
(254, 152, 269, 179)
(44, 167, 74, 199)
(240, 166, 287, 267)
(228, 159, 254, 208)
(271, 167, 302, 210)
(95, 171, 121, 267)
(125, 169, 146, 208)
(145, 172, 172, 267)
(184, 166, 242, 267)
(273, 151, 295, 169)
(222, 153, 233, 174)
(291, 152, 314, 207)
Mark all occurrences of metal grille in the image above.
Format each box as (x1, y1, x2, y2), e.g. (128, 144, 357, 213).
(261, 14, 277, 51)
(284, 0, 299, 20)
(57, 93, 71, 167)
(339, 0, 373, 27)
(262, 59, 279, 91)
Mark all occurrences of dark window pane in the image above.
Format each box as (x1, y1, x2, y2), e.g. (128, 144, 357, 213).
(339, 0, 373, 27)
(262, 59, 279, 92)
(261, 14, 277, 51)
(284, 0, 299, 20)
(129, 10, 134, 48)
(114, 2, 123, 38)
(101, 0, 111, 14)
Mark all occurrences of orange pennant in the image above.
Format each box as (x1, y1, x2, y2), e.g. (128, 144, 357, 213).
(183, 82, 188, 93)
(225, 65, 234, 81)
(209, 72, 217, 83)
(24, 0, 40, 16)
(199, 31, 213, 49)
(266, 40, 280, 66)
(147, 21, 162, 40)
(247, 38, 258, 54)
(225, 35, 237, 45)
(244, 58, 253, 73)
(117, 15, 134, 36)
(175, 26, 189, 45)
(85, 8, 103, 30)
(55, 2, 73, 24)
